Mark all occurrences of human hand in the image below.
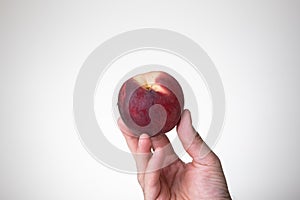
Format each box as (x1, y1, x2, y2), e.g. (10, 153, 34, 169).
(118, 109, 231, 200)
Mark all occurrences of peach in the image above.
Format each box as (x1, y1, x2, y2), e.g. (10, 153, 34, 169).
(118, 71, 184, 137)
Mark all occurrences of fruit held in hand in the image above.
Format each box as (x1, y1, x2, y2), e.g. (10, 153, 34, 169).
(118, 71, 184, 137)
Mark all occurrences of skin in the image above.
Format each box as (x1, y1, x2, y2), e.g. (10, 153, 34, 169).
(118, 109, 231, 200)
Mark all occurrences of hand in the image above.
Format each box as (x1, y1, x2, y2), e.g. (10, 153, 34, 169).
(118, 109, 231, 200)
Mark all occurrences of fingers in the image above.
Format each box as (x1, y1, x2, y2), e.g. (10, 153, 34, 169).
(151, 134, 179, 168)
(118, 119, 153, 187)
(118, 117, 178, 166)
(143, 147, 164, 200)
(151, 134, 171, 150)
(136, 134, 152, 188)
(177, 109, 219, 166)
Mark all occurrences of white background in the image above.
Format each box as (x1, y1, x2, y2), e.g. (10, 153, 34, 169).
(1, 1, 300, 199)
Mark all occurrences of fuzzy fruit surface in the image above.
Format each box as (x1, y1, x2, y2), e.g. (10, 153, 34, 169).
(118, 71, 184, 137)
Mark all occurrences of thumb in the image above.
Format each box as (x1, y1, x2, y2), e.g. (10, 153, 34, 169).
(177, 109, 219, 166)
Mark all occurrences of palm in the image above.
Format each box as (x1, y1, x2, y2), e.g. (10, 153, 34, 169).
(150, 158, 230, 200)
(118, 110, 231, 200)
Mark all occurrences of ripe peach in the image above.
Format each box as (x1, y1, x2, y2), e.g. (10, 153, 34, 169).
(118, 71, 184, 137)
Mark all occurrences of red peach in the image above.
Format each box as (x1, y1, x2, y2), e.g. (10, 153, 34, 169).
(118, 71, 184, 137)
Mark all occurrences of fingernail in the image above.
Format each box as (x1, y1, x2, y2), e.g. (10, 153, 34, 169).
(139, 134, 149, 146)
(140, 133, 149, 139)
